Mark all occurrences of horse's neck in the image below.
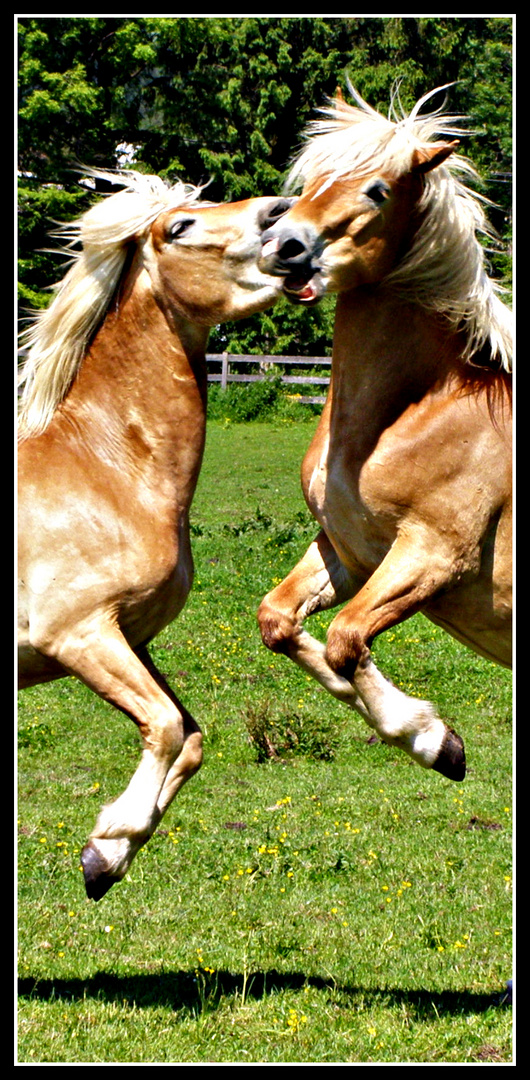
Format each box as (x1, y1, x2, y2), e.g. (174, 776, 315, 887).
(328, 288, 457, 438)
(57, 267, 209, 494)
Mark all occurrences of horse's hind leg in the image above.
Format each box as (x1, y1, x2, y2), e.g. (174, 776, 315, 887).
(46, 623, 202, 899)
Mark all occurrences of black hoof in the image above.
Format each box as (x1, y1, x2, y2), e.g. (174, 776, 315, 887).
(432, 727, 466, 782)
(81, 843, 121, 901)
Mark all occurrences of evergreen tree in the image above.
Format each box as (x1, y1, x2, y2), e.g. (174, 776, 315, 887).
(18, 16, 512, 352)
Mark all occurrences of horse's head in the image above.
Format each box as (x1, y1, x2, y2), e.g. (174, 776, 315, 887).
(146, 196, 296, 324)
(259, 140, 458, 303)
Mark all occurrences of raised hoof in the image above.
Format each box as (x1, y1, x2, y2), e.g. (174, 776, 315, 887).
(432, 727, 466, 782)
(81, 843, 121, 901)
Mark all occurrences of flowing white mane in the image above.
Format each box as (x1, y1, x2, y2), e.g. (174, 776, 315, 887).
(18, 170, 206, 439)
(287, 84, 512, 371)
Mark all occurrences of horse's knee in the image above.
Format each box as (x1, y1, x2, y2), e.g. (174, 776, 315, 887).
(257, 596, 297, 655)
(326, 622, 366, 680)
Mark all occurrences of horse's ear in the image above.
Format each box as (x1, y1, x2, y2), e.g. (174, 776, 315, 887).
(335, 85, 345, 102)
(413, 140, 460, 174)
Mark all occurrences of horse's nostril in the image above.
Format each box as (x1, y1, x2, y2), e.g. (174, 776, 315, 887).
(259, 198, 296, 230)
(279, 238, 308, 261)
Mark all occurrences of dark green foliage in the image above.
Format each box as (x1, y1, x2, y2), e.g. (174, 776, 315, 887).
(207, 379, 324, 423)
(207, 378, 284, 423)
(18, 16, 512, 349)
(208, 294, 337, 359)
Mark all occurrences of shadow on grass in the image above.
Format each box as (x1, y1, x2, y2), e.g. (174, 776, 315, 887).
(18, 969, 510, 1017)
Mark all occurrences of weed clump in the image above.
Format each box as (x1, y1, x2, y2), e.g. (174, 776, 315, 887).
(243, 698, 343, 763)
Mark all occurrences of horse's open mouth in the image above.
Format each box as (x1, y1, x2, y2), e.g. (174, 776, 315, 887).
(259, 235, 325, 303)
(283, 272, 324, 304)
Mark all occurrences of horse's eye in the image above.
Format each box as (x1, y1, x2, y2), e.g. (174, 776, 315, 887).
(168, 218, 194, 241)
(363, 180, 390, 206)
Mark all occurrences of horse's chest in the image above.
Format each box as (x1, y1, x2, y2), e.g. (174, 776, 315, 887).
(303, 439, 393, 572)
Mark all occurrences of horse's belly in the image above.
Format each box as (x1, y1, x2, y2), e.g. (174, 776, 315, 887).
(18, 489, 194, 679)
(425, 600, 512, 667)
(118, 560, 193, 646)
(423, 533, 512, 667)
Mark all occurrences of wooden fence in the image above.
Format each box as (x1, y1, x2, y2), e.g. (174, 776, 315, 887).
(206, 353, 331, 404)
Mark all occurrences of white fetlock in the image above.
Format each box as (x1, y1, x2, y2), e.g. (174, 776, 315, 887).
(408, 711, 448, 768)
(92, 792, 160, 843)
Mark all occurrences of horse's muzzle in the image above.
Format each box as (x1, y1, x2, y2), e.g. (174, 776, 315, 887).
(259, 222, 325, 303)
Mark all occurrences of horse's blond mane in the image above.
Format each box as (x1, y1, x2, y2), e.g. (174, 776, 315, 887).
(287, 84, 512, 371)
(18, 170, 206, 439)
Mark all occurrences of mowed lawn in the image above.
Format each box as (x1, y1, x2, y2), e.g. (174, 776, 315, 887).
(17, 418, 513, 1064)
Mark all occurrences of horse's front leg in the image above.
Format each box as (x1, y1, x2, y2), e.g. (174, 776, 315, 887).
(45, 622, 202, 899)
(325, 533, 466, 780)
(258, 530, 370, 718)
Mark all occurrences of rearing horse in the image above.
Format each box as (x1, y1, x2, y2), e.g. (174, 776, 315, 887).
(258, 86, 512, 781)
(18, 171, 293, 899)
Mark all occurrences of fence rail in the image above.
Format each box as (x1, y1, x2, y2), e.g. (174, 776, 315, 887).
(206, 353, 331, 404)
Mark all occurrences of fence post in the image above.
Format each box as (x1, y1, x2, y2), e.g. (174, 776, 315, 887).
(221, 352, 229, 390)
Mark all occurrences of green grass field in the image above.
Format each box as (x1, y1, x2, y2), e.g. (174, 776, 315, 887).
(17, 418, 513, 1063)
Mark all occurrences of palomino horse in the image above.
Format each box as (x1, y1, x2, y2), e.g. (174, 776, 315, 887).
(18, 171, 293, 899)
(258, 86, 512, 781)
